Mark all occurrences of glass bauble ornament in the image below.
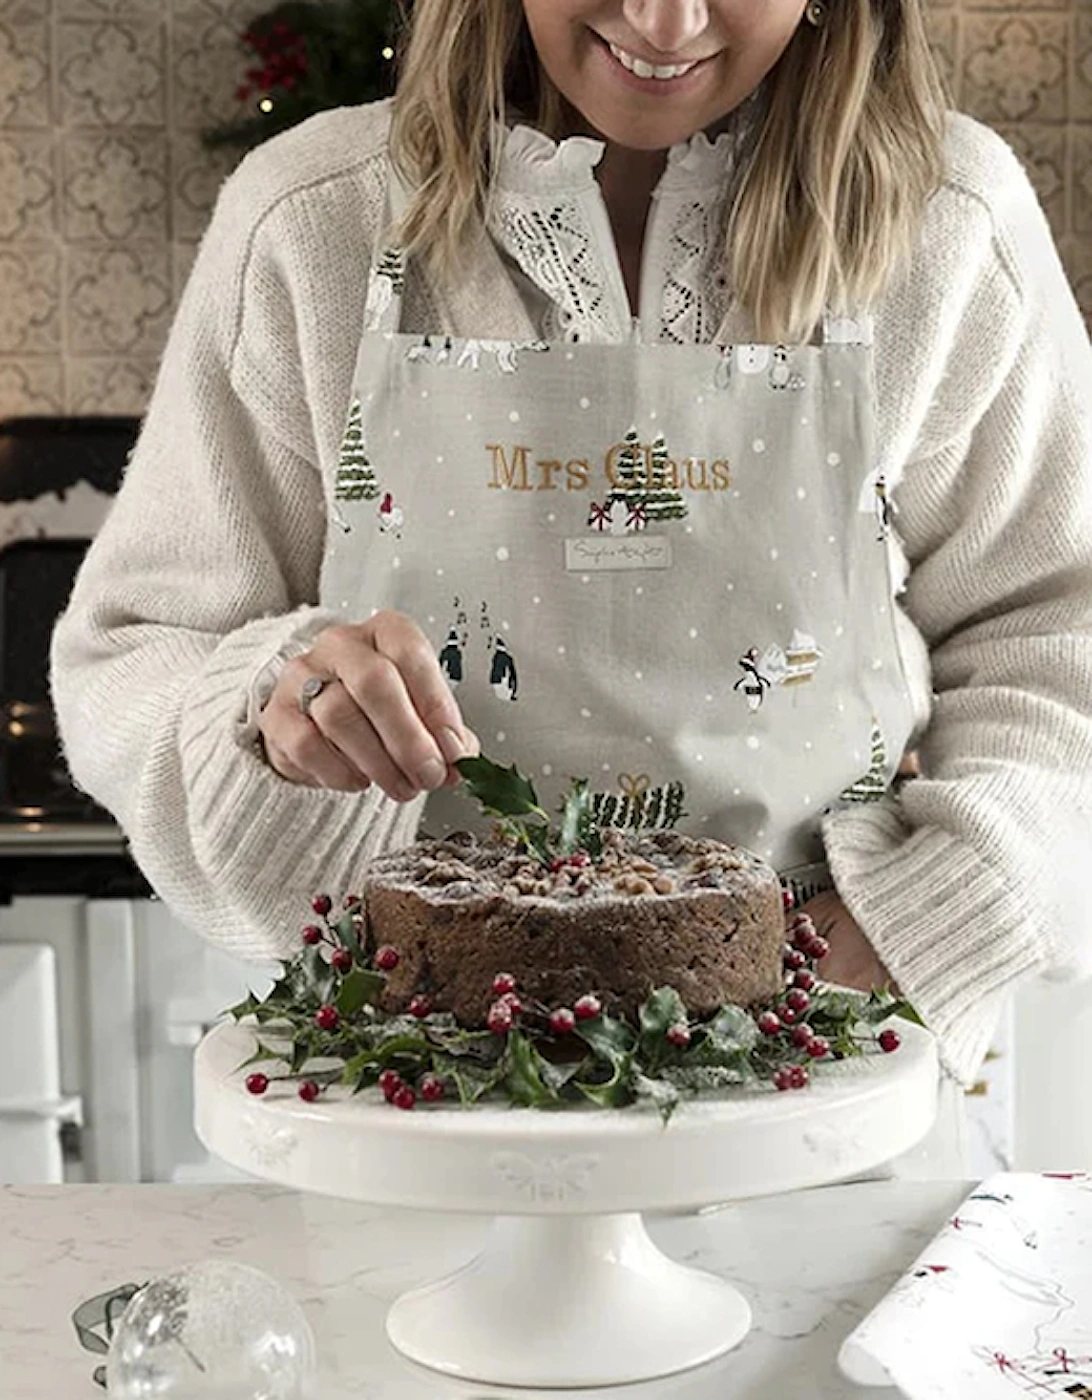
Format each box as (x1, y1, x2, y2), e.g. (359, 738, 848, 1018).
(105, 1258, 317, 1399)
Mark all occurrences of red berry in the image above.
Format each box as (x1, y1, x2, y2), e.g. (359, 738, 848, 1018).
(806, 1036, 830, 1059)
(568, 851, 591, 868)
(492, 972, 517, 996)
(791, 911, 815, 934)
(783, 945, 807, 972)
(311, 894, 332, 917)
(788, 1064, 809, 1089)
(391, 1085, 416, 1111)
(407, 994, 433, 1018)
(549, 857, 566, 873)
(793, 968, 817, 992)
(785, 987, 810, 1014)
(549, 1007, 576, 1035)
(245, 1072, 269, 1096)
(782, 887, 795, 912)
(666, 1023, 691, 1049)
(331, 948, 353, 974)
(487, 1000, 514, 1035)
(315, 1005, 339, 1031)
(777, 1004, 799, 1025)
(342, 893, 359, 909)
(791, 1023, 814, 1048)
(374, 945, 400, 972)
(809, 935, 830, 961)
(499, 991, 523, 1014)
(378, 1069, 402, 1100)
(878, 1028, 901, 1054)
(298, 1079, 320, 1102)
(301, 924, 323, 946)
(419, 1074, 445, 1103)
(773, 1068, 794, 1091)
(757, 1010, 782, 1036)
(574, 994, 602, 1021)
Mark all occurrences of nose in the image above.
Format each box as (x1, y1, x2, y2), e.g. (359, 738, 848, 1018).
(621, 0, 710, 55)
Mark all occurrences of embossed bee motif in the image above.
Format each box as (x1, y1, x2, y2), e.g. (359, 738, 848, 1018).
(240, 1111, 299, 1169)
(490, 1152, 601, 1203)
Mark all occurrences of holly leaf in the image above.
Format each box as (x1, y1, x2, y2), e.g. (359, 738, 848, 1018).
(707, 1004, 760, 1052)
(575, 1052, 634, 1108)
(558, 778, 597, 856)
(503, 1030, 563, 1107)
(632, 1070, 680, 1124)
(456, 756, 545, 819)
(639, 987, 688, 1043)
(225, 992, 260, 1021)
(332, 906, 363, 957)
(335, 967, 385, 1018)
(574, 1012, 636, 1064)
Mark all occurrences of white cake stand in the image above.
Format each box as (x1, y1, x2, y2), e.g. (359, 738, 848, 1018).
(195, 1018, 937, 1389)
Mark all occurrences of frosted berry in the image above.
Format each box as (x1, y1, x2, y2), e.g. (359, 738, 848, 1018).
(549, 1007, 576, 1035)
(298, 1079, 320, 1102)
(785, 987, 811, 1014)
(806, 1037, 830, 1059)
(666, 1023, 691, 1049)
(245, 1072, 269, 1096)
(791, 1024, 814, 1049)
(793, 968, 817, 992)
(773, 1068, 794, 1091)
(498, 991, 523, 1014)
(487, 1000, 514, 1035)
(783, 945, 807, 972)
(374, 945, 400, 972)
(407, 994, 433, 1018)
(315, 1005, 339, 1032)
(331, 948, 353, 974)
(568, 851, 591, 868)
(757, 1010, 782, 1036)
(342, 893, 359, 909)
(574, 994, 602, 1021)
(492, 972, 517, 996)
(878, 1027, 901, 1054)
(419, 1074, 445, 1103)
(311, 893, 333, 917)
(378, 1068, 402, 1100)
(809, 935, 830, 961)
(301, 924, 323, 946)
(391, 1084, 416, 1111)
(782, 887, 796, 912)
(776, 1003, 799, 1026)
(549, 857, 566, 873)
(788, 1064, 809, 1089)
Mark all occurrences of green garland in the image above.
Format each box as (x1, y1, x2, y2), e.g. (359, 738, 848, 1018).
(202, 0, 400, 155)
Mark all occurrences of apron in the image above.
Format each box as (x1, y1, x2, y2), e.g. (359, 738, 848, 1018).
(322, 198, 917, 889)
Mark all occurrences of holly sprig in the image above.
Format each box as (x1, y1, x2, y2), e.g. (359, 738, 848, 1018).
(229, 893, 918, 1123)
(455, 755, 603, 863)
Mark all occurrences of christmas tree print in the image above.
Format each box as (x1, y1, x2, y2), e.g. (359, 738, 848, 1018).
(333, 398, 379, 531)
(840, 720, 887, 802)
(592, 778, 686, 831)
(606, 429, 688, 531)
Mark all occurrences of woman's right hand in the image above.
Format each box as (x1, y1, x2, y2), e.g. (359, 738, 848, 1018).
(258, 610, 479, 801)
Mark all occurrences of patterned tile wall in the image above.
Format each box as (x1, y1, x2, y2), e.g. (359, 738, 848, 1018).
(0, 0, 1089, 417)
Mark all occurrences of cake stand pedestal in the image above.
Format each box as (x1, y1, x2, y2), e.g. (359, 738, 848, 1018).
(195, 1018, 937, 1389)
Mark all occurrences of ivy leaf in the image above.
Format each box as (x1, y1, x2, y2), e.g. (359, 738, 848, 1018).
(456, 756, 545, 819)
(335, 968, 385, 1018)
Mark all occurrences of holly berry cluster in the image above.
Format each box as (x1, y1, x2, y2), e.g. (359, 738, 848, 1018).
(231, 886, 915, 1122)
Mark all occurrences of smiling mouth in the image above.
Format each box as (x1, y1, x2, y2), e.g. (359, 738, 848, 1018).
(604, 38, 705, 81)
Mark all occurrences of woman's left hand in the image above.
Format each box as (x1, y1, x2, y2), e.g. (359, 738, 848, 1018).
(801, 890, 899, 995)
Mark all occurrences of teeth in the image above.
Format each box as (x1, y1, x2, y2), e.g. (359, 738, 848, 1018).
(608, 41, 696, 81)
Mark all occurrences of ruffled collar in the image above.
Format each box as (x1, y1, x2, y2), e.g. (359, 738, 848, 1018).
(496, 91, 765, 199)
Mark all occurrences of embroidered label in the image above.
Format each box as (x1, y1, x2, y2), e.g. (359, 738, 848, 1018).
(564, 536, 672, 572)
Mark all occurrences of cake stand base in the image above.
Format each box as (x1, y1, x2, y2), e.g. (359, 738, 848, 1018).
(385, 1211, 751, 1389)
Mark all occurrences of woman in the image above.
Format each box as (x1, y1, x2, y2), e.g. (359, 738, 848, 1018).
(51, 0, 1092, 1100)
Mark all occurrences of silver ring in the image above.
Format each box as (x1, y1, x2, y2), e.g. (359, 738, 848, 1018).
(299, 674, 334, 718)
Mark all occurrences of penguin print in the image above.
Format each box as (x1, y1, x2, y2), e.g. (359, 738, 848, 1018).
(733, 647, 771, 712)
(489, 635, 519, 701)
(768, 346, 792, 389)
(377, 491, 404, 536)
(874, 472, 894, 541)
(438, 627, 464, 686)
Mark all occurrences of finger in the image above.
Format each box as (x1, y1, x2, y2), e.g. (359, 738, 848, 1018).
(366, 612, 477, 764)
(261, 734, 319, 787)
(262, 686, 374, 793)
(302, 676, 421, 802)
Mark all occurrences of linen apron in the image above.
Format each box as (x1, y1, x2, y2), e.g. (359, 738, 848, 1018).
(323, 201, 968, 1178)
(324, 229, 917, 893)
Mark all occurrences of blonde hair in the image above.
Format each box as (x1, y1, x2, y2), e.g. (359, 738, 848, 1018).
(391, 0, 949, 345)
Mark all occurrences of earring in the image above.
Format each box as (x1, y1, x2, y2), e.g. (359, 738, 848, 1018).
(805, 0, 827, 26)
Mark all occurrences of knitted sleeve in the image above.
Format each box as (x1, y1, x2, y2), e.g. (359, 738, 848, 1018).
(823, 124, 1092, 1086)
(50, 110, 424, 961)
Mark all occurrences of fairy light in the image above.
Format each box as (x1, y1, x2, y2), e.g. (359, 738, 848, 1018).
(259, 97, 274, 112)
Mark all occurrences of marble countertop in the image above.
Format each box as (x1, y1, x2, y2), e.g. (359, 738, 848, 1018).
(0, 1178, 971, 1399)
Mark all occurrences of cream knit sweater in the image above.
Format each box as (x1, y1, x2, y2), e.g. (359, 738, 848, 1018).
(50, 100, 1092, 1086)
